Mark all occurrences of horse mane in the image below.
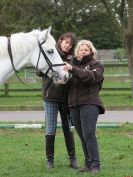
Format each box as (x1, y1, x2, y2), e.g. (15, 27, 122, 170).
(0, 29, 41, 59)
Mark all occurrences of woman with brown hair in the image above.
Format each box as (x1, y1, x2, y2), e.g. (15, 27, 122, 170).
(37, 32, 78, 170)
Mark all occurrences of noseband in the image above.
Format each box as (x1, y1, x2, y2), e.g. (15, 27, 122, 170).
(36, 40, 66, 90)
(37, 40, 65, 76)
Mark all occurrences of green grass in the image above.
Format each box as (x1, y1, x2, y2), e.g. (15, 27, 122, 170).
(0, 89, 133, 108)
(104, 66, 129, 76)
(1, 84, 133, 107)
(103, 80, 131, 88)
(1, 90, 133, 107)
(101, 91, 133, 106)
(0, 124, 133, 177)
(0, 93, 42, 106)
(0, 68, 133, 108)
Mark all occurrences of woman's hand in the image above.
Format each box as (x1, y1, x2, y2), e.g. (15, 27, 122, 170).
(63, 62, 73, 71)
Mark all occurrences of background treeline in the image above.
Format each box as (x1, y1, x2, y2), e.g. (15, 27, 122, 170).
(0, 0, 123, 49)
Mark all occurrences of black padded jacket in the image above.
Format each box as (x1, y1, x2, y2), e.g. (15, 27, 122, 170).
(68, 55, 105, 114)
(37, 48, 72, 102)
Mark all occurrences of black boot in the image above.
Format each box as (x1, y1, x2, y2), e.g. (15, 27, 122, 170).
(45, 135, 55, 169)
(63, 131, 78, 169)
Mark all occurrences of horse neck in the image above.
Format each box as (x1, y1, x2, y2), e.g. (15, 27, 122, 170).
(29, 47, 48, 74)
(16, 56, 30, 70)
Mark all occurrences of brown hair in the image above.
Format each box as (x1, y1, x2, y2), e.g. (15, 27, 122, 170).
(56, 32, 76, 54)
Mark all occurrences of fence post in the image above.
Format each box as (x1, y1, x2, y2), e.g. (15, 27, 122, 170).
(4, 83, 9, 96)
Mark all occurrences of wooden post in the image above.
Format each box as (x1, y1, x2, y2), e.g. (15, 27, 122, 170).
(4, 83, 9, 96)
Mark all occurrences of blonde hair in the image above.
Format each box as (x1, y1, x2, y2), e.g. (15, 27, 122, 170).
(74, 39, 97, 59)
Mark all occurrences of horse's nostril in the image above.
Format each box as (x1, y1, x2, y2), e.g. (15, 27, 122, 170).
(64, 74, 69, 82)
(52, 71, 59, 83)
(64, 73, 71, 82)
(53, 71, 59, 78)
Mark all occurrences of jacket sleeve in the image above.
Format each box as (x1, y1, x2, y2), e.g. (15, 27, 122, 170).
(70, 61, 104, 86)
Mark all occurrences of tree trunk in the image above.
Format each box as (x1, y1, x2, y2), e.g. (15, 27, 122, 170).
(125, 1, 133, 98)
(125, 33, 133, 98)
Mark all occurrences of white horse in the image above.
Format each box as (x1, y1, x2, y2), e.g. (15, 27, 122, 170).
(0, 27, 69, 85)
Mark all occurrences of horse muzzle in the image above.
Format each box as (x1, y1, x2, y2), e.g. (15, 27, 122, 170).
(52, 71, 71, 84)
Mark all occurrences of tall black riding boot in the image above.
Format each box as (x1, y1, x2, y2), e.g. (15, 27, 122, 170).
(45, 135, 55, 169)
(63, 131, 78, 169)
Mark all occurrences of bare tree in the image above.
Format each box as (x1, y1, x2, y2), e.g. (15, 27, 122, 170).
(100, 0, 133, 97)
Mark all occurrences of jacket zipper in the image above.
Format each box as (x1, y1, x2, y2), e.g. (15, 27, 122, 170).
(76, 79, 78, 106)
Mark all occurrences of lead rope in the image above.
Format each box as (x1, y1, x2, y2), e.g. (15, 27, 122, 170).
(7, 37, 38, 89)
(8, 37, 66, 90)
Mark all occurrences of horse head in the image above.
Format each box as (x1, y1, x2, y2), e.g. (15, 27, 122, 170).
(30, 27, 70, 84)
(0, 27, 70, 85)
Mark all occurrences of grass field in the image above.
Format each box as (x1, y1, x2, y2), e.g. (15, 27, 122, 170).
(0, 64, 133, 108)
(0, 80, 133, 108)
(0, 123, 133, 177)
(1, 90, 133, 108)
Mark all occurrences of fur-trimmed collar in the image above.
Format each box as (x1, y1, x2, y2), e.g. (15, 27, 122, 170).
(74, 54, 94, 65)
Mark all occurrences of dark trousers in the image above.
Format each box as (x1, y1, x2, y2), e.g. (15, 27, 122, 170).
(70, 104, 100, 169)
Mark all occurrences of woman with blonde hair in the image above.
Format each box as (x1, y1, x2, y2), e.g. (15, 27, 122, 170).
(64, 39, 105, 174)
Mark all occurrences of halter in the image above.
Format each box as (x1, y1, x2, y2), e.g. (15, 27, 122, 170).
(37, 40, 65, 75)
(7, 36, 65, 89)
(36, 40, 65, 90)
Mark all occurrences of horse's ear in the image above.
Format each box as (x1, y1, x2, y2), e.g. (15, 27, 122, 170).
(47, 26, 52, 34)
(45, 26, 52, 37)
(39, 26, 53, 44)
(42, 26, 52, 43)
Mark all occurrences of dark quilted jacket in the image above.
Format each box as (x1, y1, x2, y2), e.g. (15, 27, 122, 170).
(37, 48, 73, 102)
(68, 55, 105, 114)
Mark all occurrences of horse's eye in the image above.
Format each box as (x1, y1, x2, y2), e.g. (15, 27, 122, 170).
(47, 49, 54, 54)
